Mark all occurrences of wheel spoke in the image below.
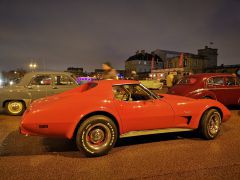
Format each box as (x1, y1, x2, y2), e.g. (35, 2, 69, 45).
(85, 123, 111, 151)
(208, 112, 220, 136)
(8, 101, 23, 114)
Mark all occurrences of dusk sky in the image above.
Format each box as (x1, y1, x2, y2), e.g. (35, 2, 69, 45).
(0, 0, 239, 72)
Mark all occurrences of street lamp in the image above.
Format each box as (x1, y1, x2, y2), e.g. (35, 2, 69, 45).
(29, 63, 37, 71)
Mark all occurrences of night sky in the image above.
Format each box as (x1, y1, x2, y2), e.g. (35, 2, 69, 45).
(0, 0, 239, 72)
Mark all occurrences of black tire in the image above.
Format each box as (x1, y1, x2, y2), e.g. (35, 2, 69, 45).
(5, 101, 26, 116)
(76, 115, 118, 157)
(199, 109, 222, 140)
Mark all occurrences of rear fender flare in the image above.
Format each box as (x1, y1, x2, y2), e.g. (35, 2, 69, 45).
(67, 110, 122, 139)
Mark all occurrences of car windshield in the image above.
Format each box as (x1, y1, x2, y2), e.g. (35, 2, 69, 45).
(178, 77, 197, 85)
(139, 84, 161, 98)
(71, 74, 77, 81)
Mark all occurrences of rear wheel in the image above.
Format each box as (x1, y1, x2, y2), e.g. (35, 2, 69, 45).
(199, 109, 222, 139)
(5, 101, 26, 116)
(76, 115, 118, 157)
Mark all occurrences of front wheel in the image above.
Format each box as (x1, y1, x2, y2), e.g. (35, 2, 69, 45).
(199, 109, 222, 140)
(5, 101, 26, 116)
(76, 115, 118, 157)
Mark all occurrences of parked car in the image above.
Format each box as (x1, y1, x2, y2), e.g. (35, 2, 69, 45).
(168, 73, 240, 106)
(140, 80, 163, 89)
(20, 80, 230, 157)
(0, 72, 78, 115)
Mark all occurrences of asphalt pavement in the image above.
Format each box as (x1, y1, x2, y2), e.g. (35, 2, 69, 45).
(0, 102, 240, 179)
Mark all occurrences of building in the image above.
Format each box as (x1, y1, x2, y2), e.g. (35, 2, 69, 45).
(152, 46, 218, 70)
(90, 69, 125, 79)
(125, 46, 219, 79)
(166, 53, 207, 74)
(152, 49, 181, 68)
(205, 64, 240, 76)
(125, 50, 163, 78)
(198, 46, 218, 68)
(66, 67, 84, 77)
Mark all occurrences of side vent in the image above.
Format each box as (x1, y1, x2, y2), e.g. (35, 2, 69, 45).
(182, 116, 192, 124)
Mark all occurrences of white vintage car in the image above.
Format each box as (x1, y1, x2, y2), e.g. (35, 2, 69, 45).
(140, 80, 163, 90)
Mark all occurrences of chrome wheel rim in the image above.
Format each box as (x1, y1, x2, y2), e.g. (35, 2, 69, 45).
(8, 101, 23, 114)
(208, 112, 221, 136)
(85, 123, 111, 150)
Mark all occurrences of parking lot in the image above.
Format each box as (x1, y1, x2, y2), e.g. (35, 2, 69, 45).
(0, 106, 240, 179)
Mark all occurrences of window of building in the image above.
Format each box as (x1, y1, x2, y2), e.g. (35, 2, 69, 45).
(183, 59, 188, 67)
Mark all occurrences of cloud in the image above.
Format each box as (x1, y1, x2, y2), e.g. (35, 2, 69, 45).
(0, 0, 239, 72)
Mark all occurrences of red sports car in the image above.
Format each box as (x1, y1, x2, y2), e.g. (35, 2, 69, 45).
(168, 73, 240, 106)
(20, 80, 231, 157)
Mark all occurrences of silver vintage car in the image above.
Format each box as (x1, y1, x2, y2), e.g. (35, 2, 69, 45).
(0, 72, 78, 115)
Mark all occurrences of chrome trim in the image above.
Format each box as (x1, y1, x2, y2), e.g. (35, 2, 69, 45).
(120, 128, 194, 138)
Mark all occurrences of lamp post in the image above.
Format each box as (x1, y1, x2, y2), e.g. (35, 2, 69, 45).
(29, 63, 37, 72)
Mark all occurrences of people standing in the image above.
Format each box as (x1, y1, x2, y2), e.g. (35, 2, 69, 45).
(166, 72, 174, 89)
(102, 62, 118, 80)
(130, 70, 138, 80)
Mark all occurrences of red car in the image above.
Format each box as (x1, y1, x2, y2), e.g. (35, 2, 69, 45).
(20, 80, 231, 157)
(168, 73, 240, 106)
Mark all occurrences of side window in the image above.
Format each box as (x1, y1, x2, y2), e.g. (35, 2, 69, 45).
(225, 77, 236, 86)
(128, 85, 153, 101)
(112, 86, 129, 101)
(81, 82, 98, 92)
(30, 75, 52, 85)
(207, 77, 224, 86)
(54, 75, 75, 85)
(113, 84, 153, 101)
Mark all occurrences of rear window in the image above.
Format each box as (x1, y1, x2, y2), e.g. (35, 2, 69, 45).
(80, 82, 98, 92)
(178, 77, 197, 85)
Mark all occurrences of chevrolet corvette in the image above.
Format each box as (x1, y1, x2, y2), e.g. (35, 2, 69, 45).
(20, 80, 231, 157)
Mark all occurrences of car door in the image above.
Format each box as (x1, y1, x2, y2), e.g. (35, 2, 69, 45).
(48, 74, 78, 95)
(113, 84, 174, 133)
(26, 74, 53, 100)
(224, 76, 240, 105)
(207, 76, 227, 104)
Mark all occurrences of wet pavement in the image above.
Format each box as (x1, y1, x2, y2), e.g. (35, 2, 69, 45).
(0, 105, 240, 179)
